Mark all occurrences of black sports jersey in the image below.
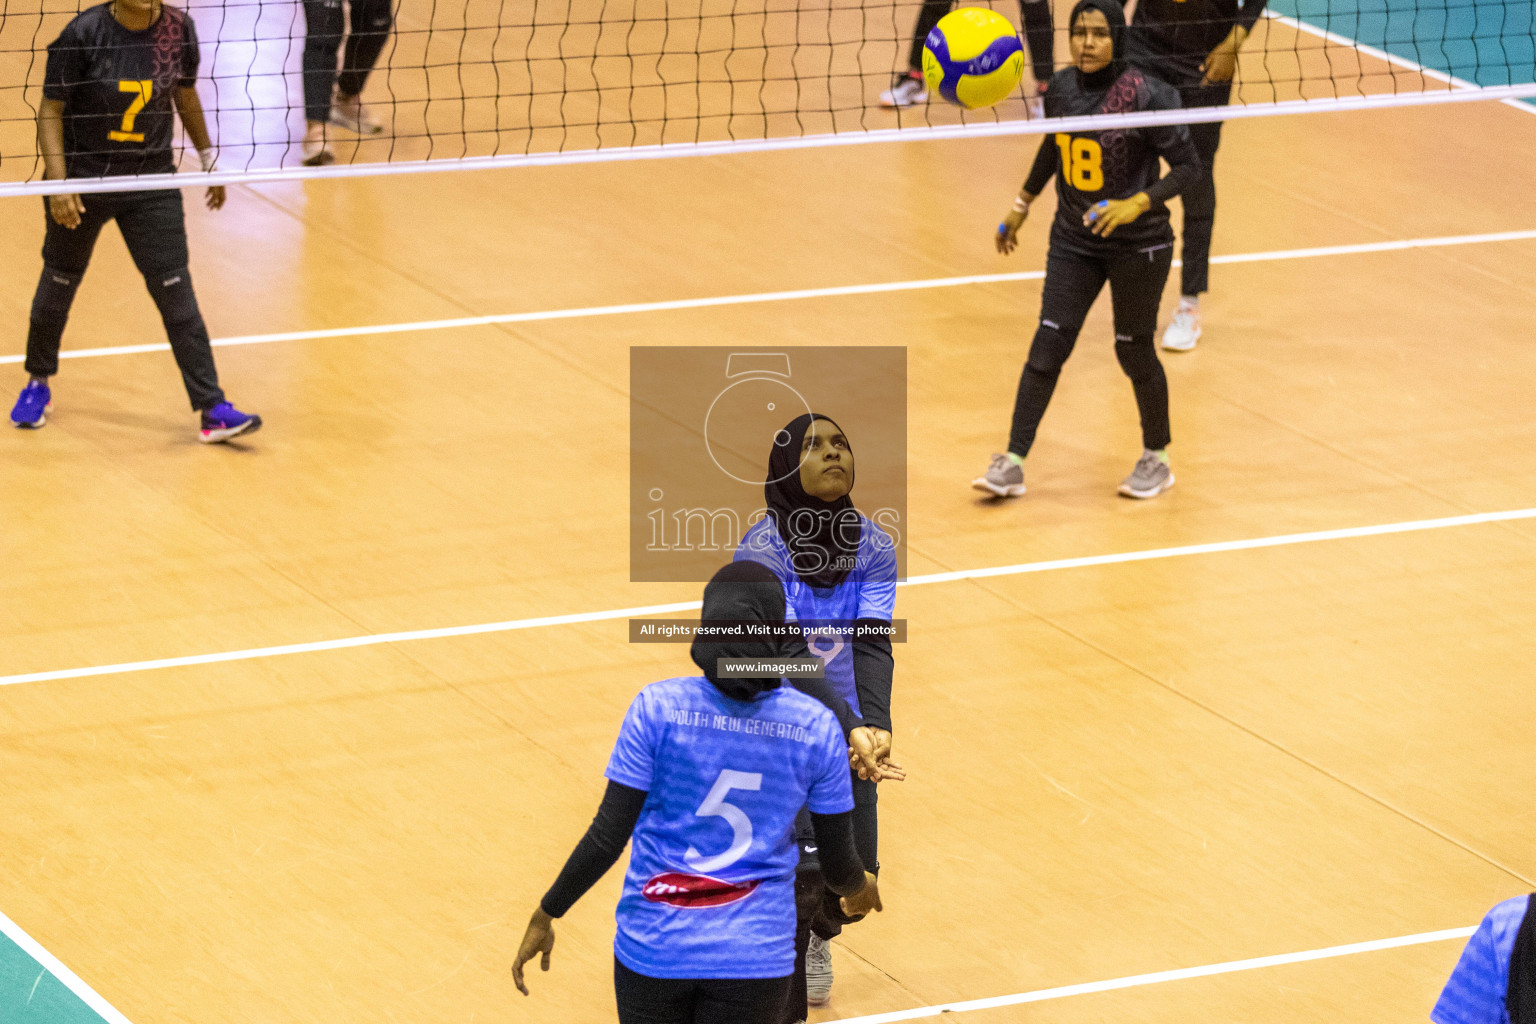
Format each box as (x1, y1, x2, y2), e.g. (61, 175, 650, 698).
(43, 3, 199, 178)
(1024, 65, 1200, 254)
(1121, 0, 1267, 89)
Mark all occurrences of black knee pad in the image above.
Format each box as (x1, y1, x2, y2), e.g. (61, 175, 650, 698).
(31, 267, 82, 326)
(147, 267, 202, 326)
(1114, 335, 1160, 378)
(1025, 323, 1075, 376)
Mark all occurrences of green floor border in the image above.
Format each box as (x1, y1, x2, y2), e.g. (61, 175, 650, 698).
(0, 909, 128, 1024)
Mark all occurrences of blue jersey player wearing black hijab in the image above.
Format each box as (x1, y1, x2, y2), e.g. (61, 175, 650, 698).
(734, 412, 899, 1018)
(512, 562, 901, 1023)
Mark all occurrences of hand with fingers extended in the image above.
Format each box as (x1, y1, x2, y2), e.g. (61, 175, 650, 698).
(511, 907, 556, 996)
(1082, 194, 1151, 237)
(840, 871, 883, 918)
(849, 725, 905, 783)
(997, 204, 1028, 254)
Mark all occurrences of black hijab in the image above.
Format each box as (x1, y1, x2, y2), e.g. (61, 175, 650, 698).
(765, 413, 861, 590)
(690, 561, 789, 702)
(1069, 0, 1127, 90)
(1509, 894, 1536, 1024)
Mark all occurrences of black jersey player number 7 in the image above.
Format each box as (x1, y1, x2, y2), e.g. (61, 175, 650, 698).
(108, 80, 153, 142)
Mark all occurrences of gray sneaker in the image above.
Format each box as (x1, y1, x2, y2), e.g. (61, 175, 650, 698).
(1118, 451, 1175, 499)
(972, 453, 1026, 498)
(806, 934, 833, 1005)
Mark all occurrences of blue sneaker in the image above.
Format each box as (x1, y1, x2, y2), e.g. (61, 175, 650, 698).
(11, 379, 52, 428)
(199, 402, 262, 443)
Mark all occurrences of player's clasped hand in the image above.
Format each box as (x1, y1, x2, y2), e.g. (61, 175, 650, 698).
(849, 725, 905, 782)
(206, 186, 226, 211)
(996, 206, 1027, 254)
(48, 193, 85, 229)
(511, 907, 556, 996)
(1083, 194, 1151, 237)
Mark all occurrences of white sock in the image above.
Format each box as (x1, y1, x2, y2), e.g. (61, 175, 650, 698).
(1179, 295, 1200, 310)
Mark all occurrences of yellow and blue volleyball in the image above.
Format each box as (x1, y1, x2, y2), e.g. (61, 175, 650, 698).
(921, 8, 1025, 109)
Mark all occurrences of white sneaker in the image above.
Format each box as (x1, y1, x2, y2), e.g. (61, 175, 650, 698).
(806, 934, 833, 1006)
(880, 75, 928, 108)
(330, 92, 384, 135)
(301, 124, 334, 166)
(1161, 302, 1202, 351)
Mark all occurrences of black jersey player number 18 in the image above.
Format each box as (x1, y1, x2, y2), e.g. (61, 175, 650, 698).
(1054, 133, 1104, 191)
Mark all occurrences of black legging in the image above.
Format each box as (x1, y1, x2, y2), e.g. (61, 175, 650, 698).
(1177, 120, 1222, 296)
(302, 0, 394, 123)
(27, 190, 224, 411)
(907, 0, 1055, 83)
(615, 959, 790, 1024)
(1009, 242, 1173, 458)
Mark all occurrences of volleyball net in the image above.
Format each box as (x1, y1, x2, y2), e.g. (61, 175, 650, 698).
(0, 0, 1532, 195)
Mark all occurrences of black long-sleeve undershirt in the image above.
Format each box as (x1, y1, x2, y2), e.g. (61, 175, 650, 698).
(851, 618, 894, 733)
(539, 781, 864, 918)
(540, 780, 647, 918)
(1023, 134, 1059, 198)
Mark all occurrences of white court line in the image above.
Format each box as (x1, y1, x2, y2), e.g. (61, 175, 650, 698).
(3, 507, 1534, 689)
(1265, 10, 1536, 116)
(824, 925, 1476, 1024)
(0, 908, 135, 1024)
(2, 229, 1534, 367)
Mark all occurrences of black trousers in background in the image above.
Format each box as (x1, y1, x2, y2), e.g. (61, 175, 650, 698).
(614, 959, 790, 1024)
(908, 0, 1055, 84)
(302, 0, 394, 123)
(1177, 120, 1223, 297)
(1008, 242, 1173, 459)
(27, 189, 225, 411)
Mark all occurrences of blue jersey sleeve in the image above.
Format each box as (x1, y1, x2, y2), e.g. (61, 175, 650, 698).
(604, 689, 657, 792)
(1431, 902, 1518, 1024)
(856, 524, 898, 621)
(805, 716, 855, 815)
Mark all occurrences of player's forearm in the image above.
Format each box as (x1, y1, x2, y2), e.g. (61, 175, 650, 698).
(851, 621, 894, 733)
(539, 780, 647, 918)
(174, 87, 215, 154)
(1022, 136, 1059, 196)
(37, 101, 68, 180)
(808, 810, 866, 895)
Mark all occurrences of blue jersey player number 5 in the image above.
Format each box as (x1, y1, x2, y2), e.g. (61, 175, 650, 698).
(605, 676, 854, 980)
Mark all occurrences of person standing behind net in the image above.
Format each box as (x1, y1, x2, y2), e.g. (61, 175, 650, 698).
(299, 0, 391, 166)
(1117, 0, 1265, 350)
(973, 0, 1198, 500)
(880, 0, 1057, 114)
(11, 0, 261, 443)
(511, 561, 895, 1024)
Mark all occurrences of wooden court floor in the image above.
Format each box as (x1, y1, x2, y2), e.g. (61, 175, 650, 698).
(2, 64, 1536, 1024)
